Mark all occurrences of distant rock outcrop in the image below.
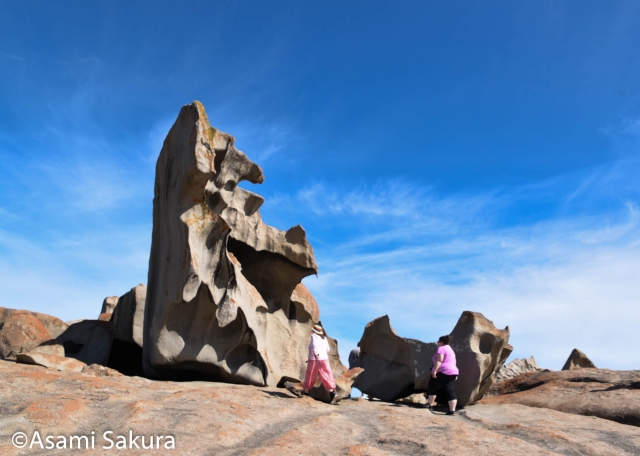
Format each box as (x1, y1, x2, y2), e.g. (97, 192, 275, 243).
(562, 348, 596, 370)
(143, 101, 322, 387)
(494, 356, 545, 383)
(354, 311, 511, 406)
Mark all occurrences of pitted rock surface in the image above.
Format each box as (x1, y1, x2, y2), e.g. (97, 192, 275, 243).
(143, 101, 327, 388)
(354, 311, 511, 406)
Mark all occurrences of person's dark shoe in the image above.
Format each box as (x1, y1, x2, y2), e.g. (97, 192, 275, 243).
(422, 404, 433, 410)
(446, 410, 456, 415)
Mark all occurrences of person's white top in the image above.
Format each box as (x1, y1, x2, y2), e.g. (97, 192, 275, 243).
(308, 333, 330, 361)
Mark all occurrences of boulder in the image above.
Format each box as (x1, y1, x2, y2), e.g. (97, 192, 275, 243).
(480, 369, 640, 426)
(143, 101, 321, 387)
(106, 284, 147, 376)
(0, 307, 67, 339)
(45, 320, 114, 366)
(562, 348, 596, 370)
(354, 311, 511, 406)
(0, 312, 52, 359)
(100, 296, 119, 315)
(494, 356, 545, 383)
(30, 343, 65, 357)
(111, 284, 146, 347)
(353, 315, 428, 402)
(16, 352, 87, 372)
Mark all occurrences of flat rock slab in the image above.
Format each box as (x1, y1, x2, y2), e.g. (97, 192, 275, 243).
(481, 368, 640, 426)
(0, 360, 638, 455)
(15, 353, 86, 372)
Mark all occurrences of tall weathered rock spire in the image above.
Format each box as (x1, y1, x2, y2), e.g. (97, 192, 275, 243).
(143, 101, 319, 386)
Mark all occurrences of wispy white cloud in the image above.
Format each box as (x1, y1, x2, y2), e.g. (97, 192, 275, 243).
(297, 153, 640, 371)
(305, 210, 640, 370)
(0, 224, 150, 322)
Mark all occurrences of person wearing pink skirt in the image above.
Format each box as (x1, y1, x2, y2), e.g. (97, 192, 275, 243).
(303, 323, 338, 404)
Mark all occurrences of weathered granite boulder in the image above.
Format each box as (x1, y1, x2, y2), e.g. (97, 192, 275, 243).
(143, 101, 321, 387)
(100, 296, 119, 315)
(111, 284, 146, 347)
(45, 320, 114, 366)
(354, 311, 511, 406)
(353, 315, 427, 402)
(494, 356, 545, 383)
(562, 348, 596, 370)
(16, 352, 87, 372)
(106, 284, 147, 376)
(31, 343, 65, 357)
(0, 307, 67, 339)
(0, 312, 52, 359)
(481, 369, 640, 426)
(450, 311, 512, 405)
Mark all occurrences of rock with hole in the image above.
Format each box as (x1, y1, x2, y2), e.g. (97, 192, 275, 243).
(354, 311, 511, 406)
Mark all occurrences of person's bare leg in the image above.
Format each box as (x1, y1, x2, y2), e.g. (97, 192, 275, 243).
(448, 399, 457, 412)
(427, 395, 436, 406)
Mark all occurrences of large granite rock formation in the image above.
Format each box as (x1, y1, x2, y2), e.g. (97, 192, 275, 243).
(562, 348, 596, 370)
(481, 368, 640, 427)
(494, 356, 545, 383)
(143, 101, 320, 387)
(354, 311, 511, 406)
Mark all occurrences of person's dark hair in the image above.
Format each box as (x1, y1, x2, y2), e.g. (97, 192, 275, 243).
(438, 335, 451, 345)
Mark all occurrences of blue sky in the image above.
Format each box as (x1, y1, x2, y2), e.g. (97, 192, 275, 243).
(1, 1, 639, 370)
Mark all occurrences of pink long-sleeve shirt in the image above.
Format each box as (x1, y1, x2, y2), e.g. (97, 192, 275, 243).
(308, 333, 330, 361)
